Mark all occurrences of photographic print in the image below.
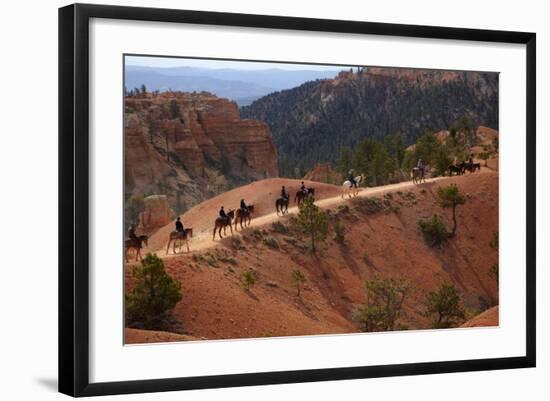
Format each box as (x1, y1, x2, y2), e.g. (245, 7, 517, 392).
(123, 55, 499, 345)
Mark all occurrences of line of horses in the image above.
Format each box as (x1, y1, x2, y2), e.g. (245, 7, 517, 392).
(447, 161, 481, 176)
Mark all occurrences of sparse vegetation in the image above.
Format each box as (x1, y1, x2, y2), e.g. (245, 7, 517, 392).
(351, 197, 385, 214)
(418, 214, 449, 246)
(263, 236, 279, 249)
(126, 254, 182, 329)
(355, 276, 414, 332)
(242, 269, 257, 291)
(271, 221, 290, 234)
(424, 282, 466, 329)
(437, 183, 466, 237)
(291, 269, 306, 297)
(295, 196, 328, 251)
(334, 220, 346, 244)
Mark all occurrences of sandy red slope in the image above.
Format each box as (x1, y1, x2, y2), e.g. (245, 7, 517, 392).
(460, 306, 499, 328)
(126, 170, 499, 344)
(145, 178, 343, 252)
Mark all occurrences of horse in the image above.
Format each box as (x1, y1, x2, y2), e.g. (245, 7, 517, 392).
(412, 167, 426, 184)
(165, 228, 193, 255)
(234, 205, 254, 230)
(448, 164, 464, 176)
(275, 197, 289, 215)
(212, 209, 235, 240)
(295, 188, 315, 205)
(341, 174, 366, 198)
(465, 162, 481, 173)
(124, 235, 148, 262)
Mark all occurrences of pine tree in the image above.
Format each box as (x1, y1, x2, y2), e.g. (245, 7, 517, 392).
(126, 254, 182, 328)
(424, 282, 466, 328)
(437, 183, 466, 237)
(296, 196, 328, 251)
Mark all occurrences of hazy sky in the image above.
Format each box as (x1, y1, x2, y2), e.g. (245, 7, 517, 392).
(125, 55, 348, 71)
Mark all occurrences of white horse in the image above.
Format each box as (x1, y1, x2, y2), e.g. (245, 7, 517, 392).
(341, 174, 366, 198)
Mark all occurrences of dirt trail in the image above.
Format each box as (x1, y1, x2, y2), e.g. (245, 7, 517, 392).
(150, 172, 485, 258)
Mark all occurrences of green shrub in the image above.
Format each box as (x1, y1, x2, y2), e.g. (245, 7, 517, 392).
(126, 253, 182, 329)
(418, 215, 449, 246)
(424, 282, 466, 328)
(351, 197, 385, 214)
(263, 236, 279, 249)
(354, 276, 414, 332)
(271, 221, 290, 234)
(242, 269, 257, 290)
(291, 269, 306, 297)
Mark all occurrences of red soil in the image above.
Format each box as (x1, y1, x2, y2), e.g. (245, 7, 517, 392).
(460, 306, 499, 328)
(125, 170, 499, 344)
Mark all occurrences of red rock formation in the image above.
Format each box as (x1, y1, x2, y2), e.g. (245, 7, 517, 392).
(124, 92, 278, 214)
(139, 195, 174, 233)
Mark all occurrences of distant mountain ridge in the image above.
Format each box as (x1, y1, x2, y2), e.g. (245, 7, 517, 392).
(125, 65, 341, 106)
(241, 68, 499, 175)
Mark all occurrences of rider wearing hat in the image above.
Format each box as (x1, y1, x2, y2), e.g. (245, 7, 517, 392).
(175, 216, 185, 233)
(219, 206, 227, 219)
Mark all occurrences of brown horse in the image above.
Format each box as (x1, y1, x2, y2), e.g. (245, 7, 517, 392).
(295, 188, 315, 205)
(212, 209, 235, 240)
(166, 228, 193, 255)
(275, 197, 289, 215)
(234, 205, 254, 230)
(124, 235, 148, 262)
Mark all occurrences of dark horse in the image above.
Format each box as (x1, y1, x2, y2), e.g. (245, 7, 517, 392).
(234, 205, 254, 230)
(448, 164, 464, 176)
(276, 197, 289, 215)
(124, 235, 148, 262)
(465, 162, 481, 173)
(212, 209, 235, 240)
(166, 228, 193, 255)
(412, 167, 426, 184)
(295, 188, 315, 205)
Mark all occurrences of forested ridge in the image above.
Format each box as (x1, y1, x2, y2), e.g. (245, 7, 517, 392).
(241, 68, 498, 177)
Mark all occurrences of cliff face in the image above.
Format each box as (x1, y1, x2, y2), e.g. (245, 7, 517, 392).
(241, 67, 498, 176)
(125, 92, 278, 215)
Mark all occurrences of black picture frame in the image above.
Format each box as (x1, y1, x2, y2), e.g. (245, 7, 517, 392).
(59, 3, 536, 397)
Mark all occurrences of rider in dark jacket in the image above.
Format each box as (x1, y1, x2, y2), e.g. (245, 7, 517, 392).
(219, 206, 227, 218)
(300, 181, 307, 194)
(348, 170, 357, 188)
(175, 217, 185, 233)
(128, 224, 138, 241)
(281, 185, 289, 200)
(240, 199, 249, 212)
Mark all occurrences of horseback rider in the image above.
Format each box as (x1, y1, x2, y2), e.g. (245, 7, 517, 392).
(128, 224, 138, 241)
(416, 158, 425, 175)
(469, 154, 474, 165)
(300, 181, 308, 194)
(281, 185, 289, 200)
(175, 216, 185, 233)
(348, 169, 358, 188)
(219, 206, 228, 219)
(240, 198, 249, 213)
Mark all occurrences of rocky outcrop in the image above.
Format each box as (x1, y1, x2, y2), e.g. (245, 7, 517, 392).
(125, 92, 278, 215)
(139, 195, 174, 232)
